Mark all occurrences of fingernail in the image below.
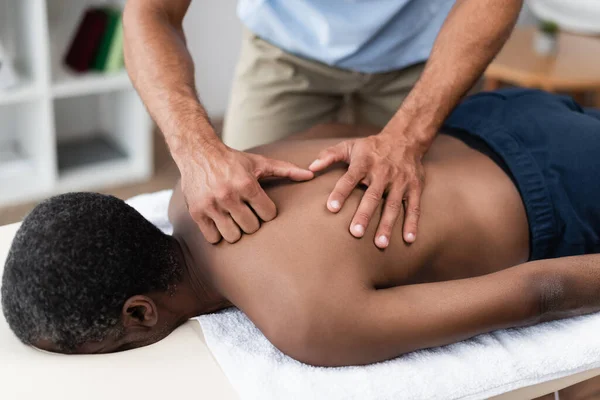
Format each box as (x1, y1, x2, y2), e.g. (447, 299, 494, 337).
(351, 224, 365, 237)
(309, 159, 321, 170)
(406, 232, 416, 242)
(329, 200, 340, 211)
(377, 235, 389, 247)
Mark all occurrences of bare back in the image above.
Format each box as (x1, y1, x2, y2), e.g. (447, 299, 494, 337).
(169, 133, 529, 308)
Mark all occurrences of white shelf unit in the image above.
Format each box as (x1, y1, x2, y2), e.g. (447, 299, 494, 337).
(0, 0, 152, 207)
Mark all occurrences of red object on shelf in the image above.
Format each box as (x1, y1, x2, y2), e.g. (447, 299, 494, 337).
(64, 8, 108, 73)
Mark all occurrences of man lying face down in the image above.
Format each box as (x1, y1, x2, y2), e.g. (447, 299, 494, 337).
(4, 89, 600, 366)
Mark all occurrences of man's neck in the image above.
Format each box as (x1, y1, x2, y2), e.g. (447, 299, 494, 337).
(173, 237, 231, 318)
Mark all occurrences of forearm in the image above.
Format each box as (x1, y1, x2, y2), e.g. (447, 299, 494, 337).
(387, 0, 523, 147)
(123, 0, 219, 167)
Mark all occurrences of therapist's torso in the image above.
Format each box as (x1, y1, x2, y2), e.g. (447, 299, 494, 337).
(237, 0, 456, 73)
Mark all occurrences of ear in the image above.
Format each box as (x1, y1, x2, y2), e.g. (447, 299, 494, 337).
(122, 296, 159, 328)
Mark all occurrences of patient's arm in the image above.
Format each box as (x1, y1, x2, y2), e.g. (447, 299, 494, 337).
(273, 255, 600, 366)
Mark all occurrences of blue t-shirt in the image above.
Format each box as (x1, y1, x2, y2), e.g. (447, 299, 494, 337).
(238, 0, 456, 73)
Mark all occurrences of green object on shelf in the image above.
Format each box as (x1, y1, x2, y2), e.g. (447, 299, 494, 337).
(539, 20, 559, 36)
(92, 7, 121, 72)
(105, 15, 125, 73)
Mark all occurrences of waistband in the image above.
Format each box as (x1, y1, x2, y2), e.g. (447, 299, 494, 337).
(443, 112, 558, 261)
(442, 128, 516, 186)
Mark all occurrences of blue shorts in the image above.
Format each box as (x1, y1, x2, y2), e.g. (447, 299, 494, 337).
(443, 88, 600, 261)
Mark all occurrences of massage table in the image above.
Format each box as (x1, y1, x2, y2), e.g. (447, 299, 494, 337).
(1, 216, 599, 399)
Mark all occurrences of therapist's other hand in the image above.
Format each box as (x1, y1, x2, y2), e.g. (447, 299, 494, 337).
(308, 132, 425, 249)
(180, 144, 314, 244)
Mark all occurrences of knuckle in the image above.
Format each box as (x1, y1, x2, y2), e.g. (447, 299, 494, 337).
(409, 205, 422, 217)
(410, 176, 423, 187)
(354, 210, 372, 223)
(398, 169, 409, 180)
(188, 204, 203, 217)
(189, 201, 211, 217)
(200, 226, 221, 243)
(353, 160, 370, 173)
(239, 179, 259, 196)
(251, 156, 268, 173)
(247, 221, 260, 234)
(252, 166, 265, 177)
(378, 165, 393, 178)
(385, 199, 404, 213)
(215, 187, 235, 203)
(342, 173, 359, 187)
(376, 172, 390, 183)
(228, 230, 242, 243)
(348, 162, 365, 173)
(364, 190, 382, 202)
(318, 149, 332, 159)
(378, 223, 393, 234)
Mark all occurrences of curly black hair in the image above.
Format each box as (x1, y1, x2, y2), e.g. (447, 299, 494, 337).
(1, 192, 182, 352)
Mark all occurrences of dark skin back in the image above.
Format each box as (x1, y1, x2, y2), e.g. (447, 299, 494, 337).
(167, 124, 538, 365)
(171, 125, 529, 286)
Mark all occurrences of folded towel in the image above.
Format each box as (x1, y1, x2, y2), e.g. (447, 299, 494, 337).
(127, 190, 600, 400)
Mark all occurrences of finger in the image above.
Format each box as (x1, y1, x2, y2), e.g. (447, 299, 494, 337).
(349, 184, 385, 238)
(212, 212, 242, 243)
(214, 185, 253, 229)
(196, 217, 222, 244)
(308, 141, 352, 172)
(255, 156, 314, 181)
(188, 201, 222, 243)
(242, 182, 278, 222)
(234, 177, 277, 222)
(327, 167, 363, 213)
(229, 204, 260, 234)
(402, 187, 422, 244)
(374, 190, 405, 249)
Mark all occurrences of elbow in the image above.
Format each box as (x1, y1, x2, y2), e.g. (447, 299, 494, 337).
(534, 268, 568, 322)
(124, 0, 186, 28)
(260, 316, 328, 367)
(123, 0, 143, 30)
(123, 1, 171, 30)
(123, 1, 152, 44)
(265, 325, 346, 367)
(261, 311, 361, 367)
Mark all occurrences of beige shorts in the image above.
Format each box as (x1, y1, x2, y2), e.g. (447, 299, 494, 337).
(222, 29, 425, 150)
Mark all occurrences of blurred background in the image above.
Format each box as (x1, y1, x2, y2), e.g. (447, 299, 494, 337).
(0, 0, 599, 227)
(0, 1, 600, 397)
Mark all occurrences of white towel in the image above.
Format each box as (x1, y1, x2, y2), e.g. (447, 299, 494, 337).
(127, 190, 600, 400)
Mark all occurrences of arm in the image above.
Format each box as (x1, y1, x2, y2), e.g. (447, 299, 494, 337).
(391, 0, 523, 139)
(123, 0, 211, 158)
(310, 0, 523, 248)
(124, 0, 312, 244)
(280, 255, 600, 367)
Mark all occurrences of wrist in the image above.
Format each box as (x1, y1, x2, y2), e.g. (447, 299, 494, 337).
(168, 125, 227, 169)
(388, 75, 454, 142)
(382, 110, 437, 153)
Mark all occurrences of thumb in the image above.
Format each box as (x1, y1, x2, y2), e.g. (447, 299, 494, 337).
(254, 156, 314, 181)
(308, 141, 353, 172)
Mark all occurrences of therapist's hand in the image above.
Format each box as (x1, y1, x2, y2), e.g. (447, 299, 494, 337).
(308, 130, 427, 249)
(180, 143, 314, 244)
